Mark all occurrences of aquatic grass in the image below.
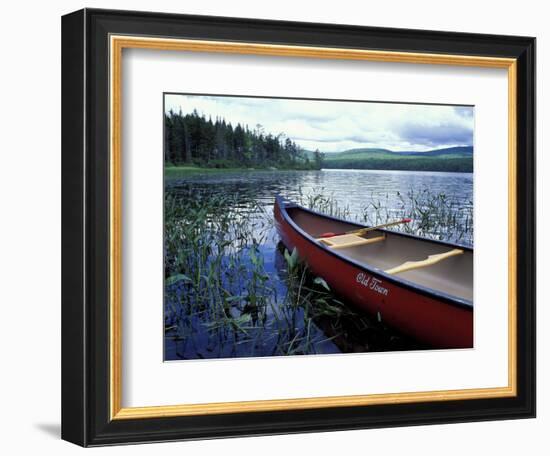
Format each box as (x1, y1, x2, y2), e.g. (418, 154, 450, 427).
(297, 186, 352, 219)
(164, 190, 341, 359)
(298, 186, 473, 245)
(359, 188, 473, 245)
(278, 246, 418, 353)
(164, 184, 466, 360)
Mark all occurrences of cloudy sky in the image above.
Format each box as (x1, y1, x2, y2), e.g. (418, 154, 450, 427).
(164, 94, 473, 153)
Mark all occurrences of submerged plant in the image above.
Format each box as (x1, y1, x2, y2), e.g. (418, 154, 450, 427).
(164, 184, 468, 360)
(164, 190, 340, 359)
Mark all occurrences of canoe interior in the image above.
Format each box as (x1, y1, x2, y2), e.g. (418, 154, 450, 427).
(287, 207, 473, 302)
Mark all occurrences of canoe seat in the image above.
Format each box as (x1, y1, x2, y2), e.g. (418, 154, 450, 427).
(385, 248, 463, 275)
(319, 234, 386, 249)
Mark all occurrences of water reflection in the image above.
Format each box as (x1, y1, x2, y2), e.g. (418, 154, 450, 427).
(164, 169, 472, 360)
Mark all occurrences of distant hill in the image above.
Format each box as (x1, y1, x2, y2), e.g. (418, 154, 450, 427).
(321, 146, 473, 172)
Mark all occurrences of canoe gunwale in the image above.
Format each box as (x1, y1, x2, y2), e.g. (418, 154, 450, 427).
(275, 195, 473, 311)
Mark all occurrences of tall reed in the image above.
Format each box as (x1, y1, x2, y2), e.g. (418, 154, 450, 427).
(165, 186, 468, 360)
(300, 187, 473, 245)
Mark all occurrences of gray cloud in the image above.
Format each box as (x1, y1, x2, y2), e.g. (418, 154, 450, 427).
(165, 94, 474, 152)
(395, 122, 473, 148)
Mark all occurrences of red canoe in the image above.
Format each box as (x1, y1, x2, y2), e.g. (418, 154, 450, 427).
(274, 196, 473, 349)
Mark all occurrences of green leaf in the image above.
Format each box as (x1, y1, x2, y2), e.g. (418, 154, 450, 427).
(284, 248, 291, 264)
(313, 277, 330, 291)
(290, 248, 299, 266)
(165, 274, 192, 286)
(284, 247, 299, 270)
(232, 314, 252, 324)
(249, 248, 258, 265)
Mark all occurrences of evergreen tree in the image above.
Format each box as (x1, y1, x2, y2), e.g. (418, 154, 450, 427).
(164, 110, 314, 169)
(313, 149, 325, 170)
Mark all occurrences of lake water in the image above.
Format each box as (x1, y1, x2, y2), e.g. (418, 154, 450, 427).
(164, 169, 473, 360)
(167, 169, 473, 242)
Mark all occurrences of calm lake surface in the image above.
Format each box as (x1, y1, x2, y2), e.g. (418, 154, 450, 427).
(164, 169, 473, 360)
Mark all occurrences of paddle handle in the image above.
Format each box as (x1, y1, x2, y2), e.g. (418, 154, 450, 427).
(319, 218, 411, 239)
(351, 218, 411, 236)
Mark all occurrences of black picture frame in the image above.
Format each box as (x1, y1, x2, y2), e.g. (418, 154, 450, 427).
(62, 8, 535, 447)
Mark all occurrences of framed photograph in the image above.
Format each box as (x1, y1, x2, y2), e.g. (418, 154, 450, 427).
(61, 8, 535, 446)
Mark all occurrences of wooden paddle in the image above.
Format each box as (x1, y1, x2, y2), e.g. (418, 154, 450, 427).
(319, 218, 412, 239)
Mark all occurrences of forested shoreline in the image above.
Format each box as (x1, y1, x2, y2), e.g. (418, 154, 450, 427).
(164, 110, 324, 170)
(164, 110, 472, 173)
(322, 146, 473, 172)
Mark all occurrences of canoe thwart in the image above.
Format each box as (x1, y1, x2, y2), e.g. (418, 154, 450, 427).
(385, 248, 464, 275)
(319, 234, 386, 249)
(274, 197, 473, 348)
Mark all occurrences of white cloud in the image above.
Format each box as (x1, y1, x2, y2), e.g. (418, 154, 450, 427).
(164, 94, 474, 152)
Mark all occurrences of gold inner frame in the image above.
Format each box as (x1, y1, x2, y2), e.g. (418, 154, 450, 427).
(109, 35, 518, 420)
